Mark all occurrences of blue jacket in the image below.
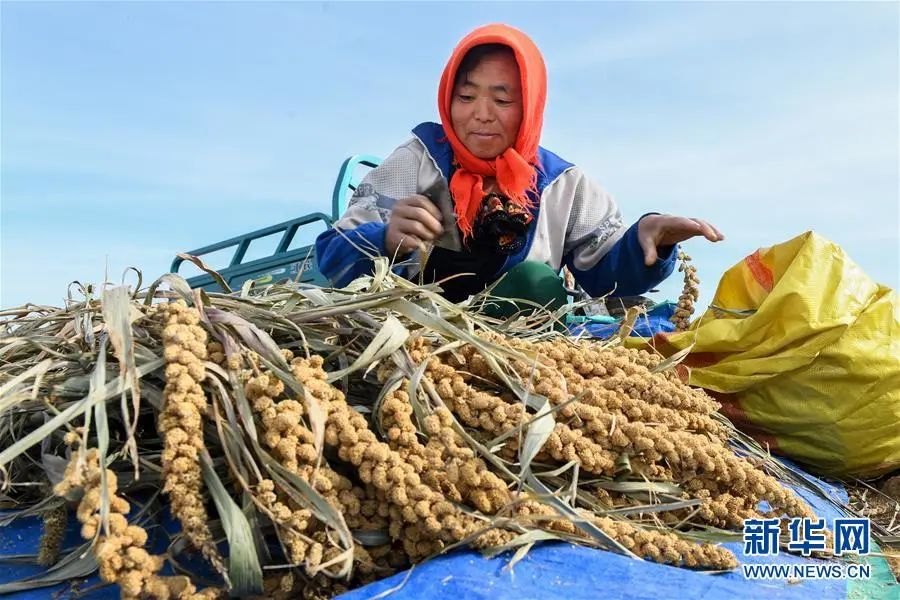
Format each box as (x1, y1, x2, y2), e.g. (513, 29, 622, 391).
(316, 122, 676, 296)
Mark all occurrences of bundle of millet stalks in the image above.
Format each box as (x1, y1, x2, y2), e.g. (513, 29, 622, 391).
(0, 267, 830, 599)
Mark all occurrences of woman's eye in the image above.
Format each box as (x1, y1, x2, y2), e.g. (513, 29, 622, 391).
(495, 99, 512, 106)
(458, 94, 474, 102)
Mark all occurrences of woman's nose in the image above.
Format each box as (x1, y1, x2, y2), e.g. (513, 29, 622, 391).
(473, 98, 493, 122)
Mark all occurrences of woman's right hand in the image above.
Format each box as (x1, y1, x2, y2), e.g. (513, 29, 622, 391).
(385, 195, 444, 257)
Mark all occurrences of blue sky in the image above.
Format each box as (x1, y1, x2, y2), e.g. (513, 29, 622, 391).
(2, 1, 897, 308)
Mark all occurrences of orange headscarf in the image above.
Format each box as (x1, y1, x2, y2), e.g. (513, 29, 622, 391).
(438, 24, 547, 241)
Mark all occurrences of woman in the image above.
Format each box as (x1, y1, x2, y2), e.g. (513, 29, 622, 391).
(315, 24, 723, 314)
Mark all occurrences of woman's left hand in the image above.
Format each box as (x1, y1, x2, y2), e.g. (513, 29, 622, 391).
(637, 214, 725, 266)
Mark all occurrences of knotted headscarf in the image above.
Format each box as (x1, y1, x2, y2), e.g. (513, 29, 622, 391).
(438, 24, 547, 241)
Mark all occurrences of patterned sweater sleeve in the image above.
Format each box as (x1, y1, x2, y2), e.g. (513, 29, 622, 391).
(315, 142, 421, 287)
(563, 172, 677, 297)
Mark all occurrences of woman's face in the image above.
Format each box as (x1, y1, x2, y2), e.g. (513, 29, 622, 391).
(450, 52, 523, 160)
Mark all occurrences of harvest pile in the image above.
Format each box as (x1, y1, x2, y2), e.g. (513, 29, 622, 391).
(0, 265, 839, 598)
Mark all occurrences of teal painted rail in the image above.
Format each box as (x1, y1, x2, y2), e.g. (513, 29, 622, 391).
(171, 154, 382, 292)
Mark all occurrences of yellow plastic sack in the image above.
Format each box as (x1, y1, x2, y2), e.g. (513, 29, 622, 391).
(629, 231, 900, 478)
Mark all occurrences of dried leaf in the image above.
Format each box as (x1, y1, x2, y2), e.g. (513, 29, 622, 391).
(177, 253, 233, 293)
(651, 342, 695, 374)
(200, 451, 262, 595)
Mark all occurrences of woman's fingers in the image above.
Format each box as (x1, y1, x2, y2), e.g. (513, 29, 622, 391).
(705, 220, 726, 241)
(398, 218, 439, 242)
(649, 215, 725, 246)
(402, 195, 444, 222)
(691, 219, 720, 242)
(386, 218, 426, 256)
(635, 214, 724, 266)
(653, 216, 698, 246)
(394, 232, 424, 255)
(394, 200, 443, 237)
(406, 207, 444, 236)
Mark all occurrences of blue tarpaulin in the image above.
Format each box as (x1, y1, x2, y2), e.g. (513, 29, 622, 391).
(2, 467, 896, 599)
(567, 302, 677, 340)
(341, 477, 897, 600)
